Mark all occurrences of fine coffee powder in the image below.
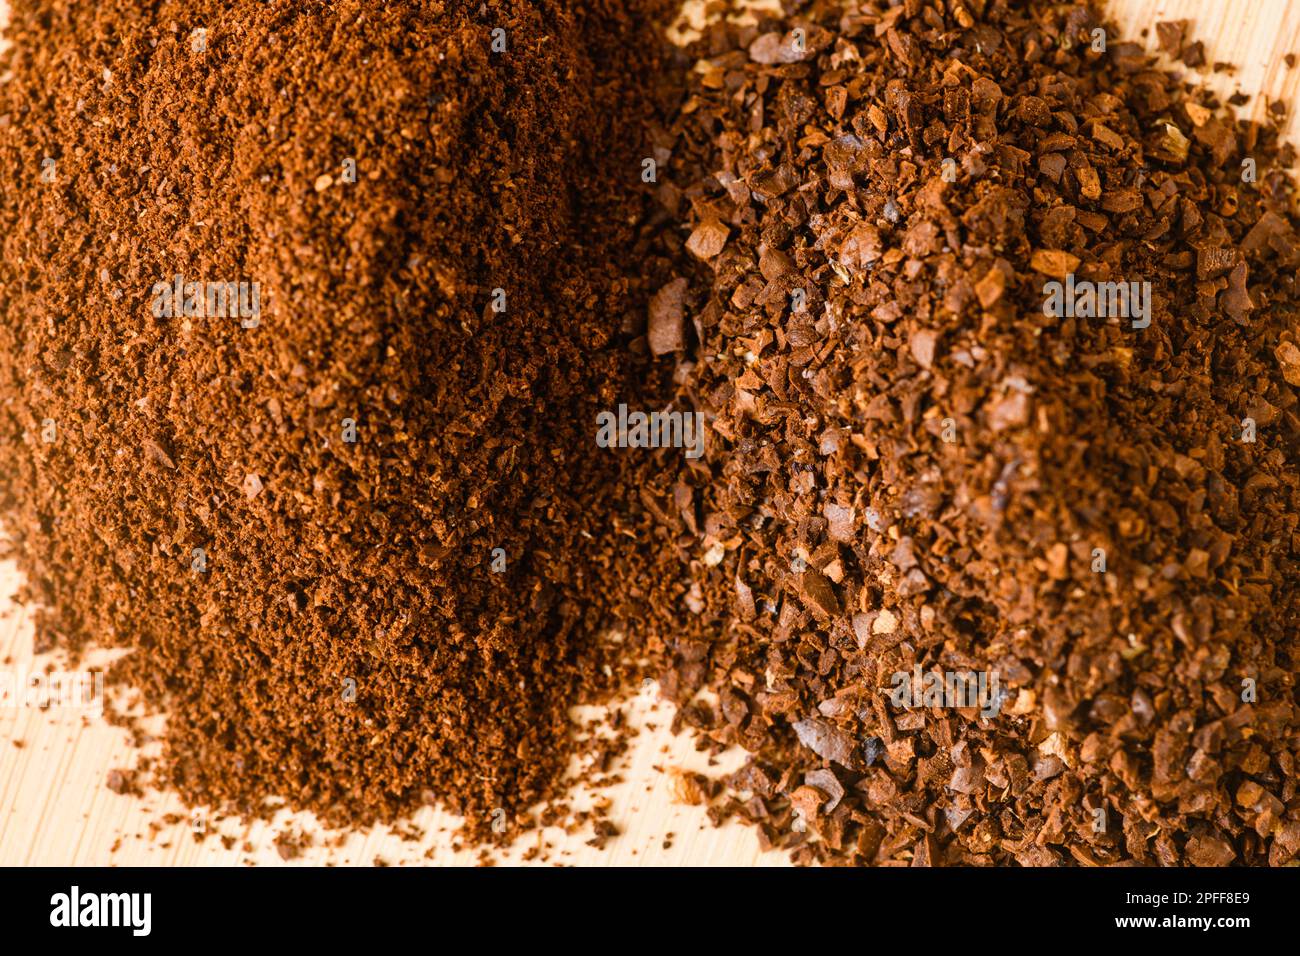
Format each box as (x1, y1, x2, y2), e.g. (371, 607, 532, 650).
(0, 0, 677, 841)
(642, 1, 1300, 865)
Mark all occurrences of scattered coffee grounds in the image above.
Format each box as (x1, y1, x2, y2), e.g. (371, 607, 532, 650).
(273, 827, 313, 861)
(0, 0, 678, 843)
(1179, 38, 1207, 71)
(637, 1, 1300, 865)
(1155, 20, 1188, 60)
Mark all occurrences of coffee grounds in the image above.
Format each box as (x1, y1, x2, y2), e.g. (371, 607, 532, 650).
(4, 0, 1299, 868)
(0, 0, 678, 843)
(639, 1, 1300, 865)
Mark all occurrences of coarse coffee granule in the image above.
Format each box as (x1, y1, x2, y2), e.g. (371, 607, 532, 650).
(0, 0, 679, 842)
(637, 0, 1300, 865)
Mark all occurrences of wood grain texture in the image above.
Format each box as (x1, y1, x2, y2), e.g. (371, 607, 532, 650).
(1, 0, 1297, 866)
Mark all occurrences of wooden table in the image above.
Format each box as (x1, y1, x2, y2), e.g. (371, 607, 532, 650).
(2, 0, 1298, 866)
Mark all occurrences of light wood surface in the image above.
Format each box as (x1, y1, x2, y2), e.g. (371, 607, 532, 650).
(1, 0, 1298, 866)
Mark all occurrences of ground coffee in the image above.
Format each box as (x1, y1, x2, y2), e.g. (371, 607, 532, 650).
(3, 0, 1299, 868)
(640, 0, 1300, 865)
(0, 0, 676, 843)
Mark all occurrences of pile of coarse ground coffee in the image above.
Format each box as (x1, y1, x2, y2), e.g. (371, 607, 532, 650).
(636, 0, 1300, 865)
(0, 0, 679, 843)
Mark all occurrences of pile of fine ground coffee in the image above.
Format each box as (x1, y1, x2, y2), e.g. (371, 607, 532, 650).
(639, 0, 1300, 864)
(0, 0, 677, 841)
